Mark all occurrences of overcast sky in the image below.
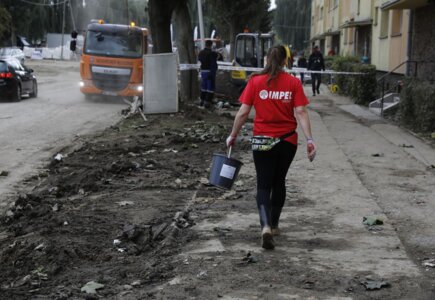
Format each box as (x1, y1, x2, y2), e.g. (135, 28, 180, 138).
(270, 0, 277, 10)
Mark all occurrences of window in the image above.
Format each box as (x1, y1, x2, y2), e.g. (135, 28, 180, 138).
(349, 28, 354, 44)
(391, 10, 403, 36)
(84, 30, 143, 58)
(0, 62, 7, 72)
(320, 6, 324, 20)
(380, 10, 389, 38)
(374, 7, 379, 26)
(235, 36, 257, 67)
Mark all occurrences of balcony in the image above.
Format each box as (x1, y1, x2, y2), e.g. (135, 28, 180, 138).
(381, 0, 431, 10)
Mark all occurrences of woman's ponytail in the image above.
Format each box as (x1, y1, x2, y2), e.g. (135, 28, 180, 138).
(251, 45, 287, 86)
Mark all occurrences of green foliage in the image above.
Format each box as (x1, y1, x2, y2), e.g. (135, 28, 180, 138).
(331, 56, 377, 105)
(0, 6, 12, 41)
(398, 78, 435, 133)
(207, 0, 272, 42)
(273, 0, 311, 50)
(0, 0, 148, 45)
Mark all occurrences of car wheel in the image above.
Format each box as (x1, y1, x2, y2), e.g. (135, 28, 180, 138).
(13, 84, 22, 102)
(29, 81, 38, 98)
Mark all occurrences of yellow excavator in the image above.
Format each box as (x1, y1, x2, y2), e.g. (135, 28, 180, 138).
(230, 32, 292, 88)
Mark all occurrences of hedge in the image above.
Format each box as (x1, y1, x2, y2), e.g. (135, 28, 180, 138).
(397, 78, 435, 133)
(331, 56, 377, 105)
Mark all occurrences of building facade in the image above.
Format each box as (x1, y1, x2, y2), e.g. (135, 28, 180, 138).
(310, 0, 434, 78)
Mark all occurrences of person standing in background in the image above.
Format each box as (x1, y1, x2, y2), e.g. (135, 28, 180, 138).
(308, 45, 325, 97)
(297, 53, 308, 84)
(198, 40, 218, 108)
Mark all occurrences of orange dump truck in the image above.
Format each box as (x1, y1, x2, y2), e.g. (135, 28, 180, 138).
(80, 20, 148, 99)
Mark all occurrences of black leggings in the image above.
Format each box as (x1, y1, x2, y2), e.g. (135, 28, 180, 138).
(253, 141, 297, 228)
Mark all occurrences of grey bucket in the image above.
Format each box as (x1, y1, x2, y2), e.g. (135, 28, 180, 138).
(209, 149, 243, 189)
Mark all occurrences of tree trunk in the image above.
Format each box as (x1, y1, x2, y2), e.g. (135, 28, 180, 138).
(148, 0, 176, 53)
(174, 1, 199, 103)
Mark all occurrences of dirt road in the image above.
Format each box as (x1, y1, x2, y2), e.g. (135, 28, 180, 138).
(0, 75, 435, 299)
(0, 60, 125, 208)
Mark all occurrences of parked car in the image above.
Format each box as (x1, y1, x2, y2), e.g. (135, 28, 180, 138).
(0, 47, 26, 64)
(0, 58, 38, 101)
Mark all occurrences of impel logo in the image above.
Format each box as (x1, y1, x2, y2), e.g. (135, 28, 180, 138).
(259, 90, 292, 101)
(259, 90, 268, 100)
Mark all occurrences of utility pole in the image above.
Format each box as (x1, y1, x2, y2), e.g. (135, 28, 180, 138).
(68, 0, 76, 31)
(197, 0, 205, 49)
(60, 0, 66, 60)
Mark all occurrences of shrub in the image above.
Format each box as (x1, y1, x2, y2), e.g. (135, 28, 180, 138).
(397, 78, 435, 133)
(331, 56, 377, 105)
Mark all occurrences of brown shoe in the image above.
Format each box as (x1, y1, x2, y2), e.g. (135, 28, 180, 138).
(271, 227, 280, 236)
(262, 226, 275, 250)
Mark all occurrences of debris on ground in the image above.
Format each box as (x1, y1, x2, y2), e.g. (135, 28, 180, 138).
(400, 144, 414, 148)
(361, 279, 391, 290)
(239, 252, 258, 265)
(54, 153, 64, 161)
(422, 259, 435, 268)
(371, 153, 384, 157)
(116, 200, 135, 207)
(81, 281, 105, 294)
(363, 216, 384, 226)
(0, 170, 9, 177)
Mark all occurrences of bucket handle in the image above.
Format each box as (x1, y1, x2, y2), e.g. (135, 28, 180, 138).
(227, 146, 232, 158)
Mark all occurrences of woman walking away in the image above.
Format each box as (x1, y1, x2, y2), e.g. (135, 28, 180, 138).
(226, 45, 316, 250)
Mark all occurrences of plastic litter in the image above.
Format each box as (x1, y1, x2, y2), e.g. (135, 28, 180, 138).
(363, 216, 384, 226)
(361, 279, 390, 290)
(54, 153, 64, 161)
(81, 281, 105, 294)
(423, 259, 435, 268)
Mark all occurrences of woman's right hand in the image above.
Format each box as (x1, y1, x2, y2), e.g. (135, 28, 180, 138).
(307, 139, 317, 161)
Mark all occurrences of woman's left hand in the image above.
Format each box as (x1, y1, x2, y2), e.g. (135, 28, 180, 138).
(307, 140, 317, 161)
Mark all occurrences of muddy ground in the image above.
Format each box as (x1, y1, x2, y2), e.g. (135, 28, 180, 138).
(1, 91, 435, 299)
(0, 104, 239, 299)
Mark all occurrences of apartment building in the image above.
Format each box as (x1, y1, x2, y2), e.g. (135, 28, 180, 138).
(381, 0, 435, 80)
(310, 0, 428, 75)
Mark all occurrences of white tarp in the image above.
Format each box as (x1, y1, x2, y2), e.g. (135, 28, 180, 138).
(143, 53, 178, 114)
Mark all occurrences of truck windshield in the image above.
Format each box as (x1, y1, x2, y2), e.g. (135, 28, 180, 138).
(84, 30, 142, 58)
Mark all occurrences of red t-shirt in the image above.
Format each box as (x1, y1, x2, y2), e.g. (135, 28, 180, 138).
(239, 71, 309, 145)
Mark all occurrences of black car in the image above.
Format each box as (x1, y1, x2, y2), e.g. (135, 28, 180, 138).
(0, 58, 37, 101)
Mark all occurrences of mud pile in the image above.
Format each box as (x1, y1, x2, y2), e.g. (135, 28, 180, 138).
(0, 104, 235, 299)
